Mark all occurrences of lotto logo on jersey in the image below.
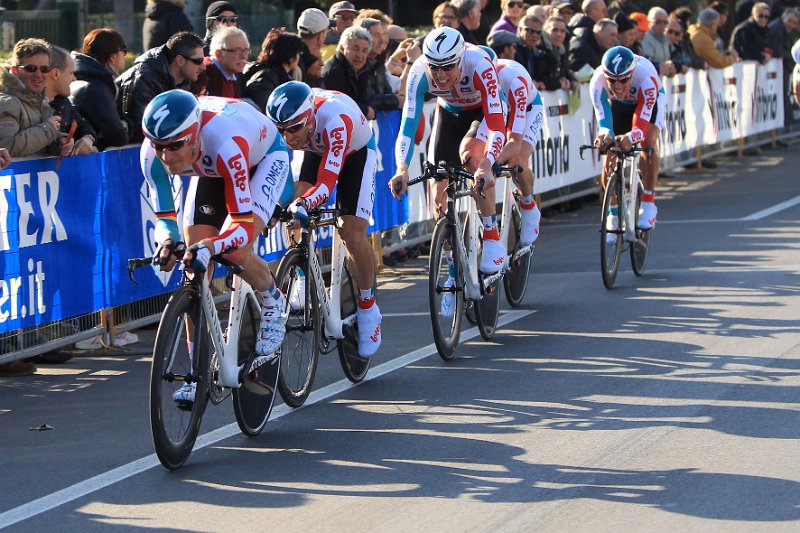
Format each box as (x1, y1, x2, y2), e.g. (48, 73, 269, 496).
(644, 88, 655, 110)
(481, 68, 498, 99)
(227, 153, 248, 191)
(221, 235, 245, 252)
(259, 125, 267, 142)
(329, 126, 345, 157)
(490, 135, 503, 158)
(514, 86, 527, 112)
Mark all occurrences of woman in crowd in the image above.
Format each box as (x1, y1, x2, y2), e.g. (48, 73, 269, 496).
(243, 28, 305, 113)
(70, 28, 129, 149)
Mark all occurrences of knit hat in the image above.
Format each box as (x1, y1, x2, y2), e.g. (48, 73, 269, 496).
(613, 12, 636, 33)
(206, 1, 237, 29)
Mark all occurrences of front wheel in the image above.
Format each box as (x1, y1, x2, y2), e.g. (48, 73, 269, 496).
(503, 205, 531, 307)
(428, 217, 464, 360)
(338, 264, 371, 383)
(233, 293, 279, 437)
(275, 248, 320, 407)
(600, 173, 623, 289)
(149, 286, 210, 470)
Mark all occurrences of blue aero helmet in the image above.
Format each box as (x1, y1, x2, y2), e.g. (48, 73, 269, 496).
(601, 46, 637, 79)
(265, 80, 315, 127)
(142, 89, 201, 145)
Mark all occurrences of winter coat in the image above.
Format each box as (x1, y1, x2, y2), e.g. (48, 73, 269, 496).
(49, 94, 96, 146)
(568, 30, 604, 72)
(361, 53, 400, 112)
(730, 19, 770, 62)
(116, 46, 187, 143)
(242, 61, 290, 113)
(535, 40, 577, 91)
(689, 23, 734, 69)
(142, 0, 193, 52)
(321, 52, 373, 118)
(70, 52, 128, 149)
(0, 67, 60, 157)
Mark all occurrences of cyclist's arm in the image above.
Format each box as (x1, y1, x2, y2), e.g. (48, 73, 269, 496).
(303, 114, 353, 209)
(140, 142, 180, 246)
(474, 61, 506, 164)
(506, 75, 529, 137)
(209, 136, 256, 255)
(395, 59, 429, 170)
(629, 77, 660, 145)
(589, 69, 614, 137)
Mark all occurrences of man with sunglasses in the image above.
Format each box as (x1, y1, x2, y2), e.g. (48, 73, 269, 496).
(0, 38, 67, 157)
(730, 3, 774, 65)
(389, 27, 508, 275)
(590, 46, 665, 233)
(116, 31, 206, 143)
(141, 89, 292, 402)
(203, 1, 239, 56)
(265, 81, 382, 358)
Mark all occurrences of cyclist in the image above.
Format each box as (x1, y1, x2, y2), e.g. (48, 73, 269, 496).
(141, 89, 292, 402)
(265, 81, 382, 358)
(389, 26, 508, 274)
(589, 45, 665, 233)
(479, 44, 545, 246)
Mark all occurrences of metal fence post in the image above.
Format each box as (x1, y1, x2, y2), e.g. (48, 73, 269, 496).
(55, 0, 79, 50)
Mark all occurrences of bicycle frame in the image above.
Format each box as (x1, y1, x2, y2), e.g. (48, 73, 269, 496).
(446, 177, 483, 301)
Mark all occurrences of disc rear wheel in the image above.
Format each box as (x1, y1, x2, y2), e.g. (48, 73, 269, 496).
(338, 264, 371, 383)
(630, 175, 653, 276)
(503, 205, 531, 307)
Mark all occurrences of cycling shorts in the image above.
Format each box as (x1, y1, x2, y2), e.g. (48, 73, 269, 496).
(611, 99, 665, 134)
(430, 105, 485, 165)
(184, 149, 291, 230)
(295, 143, 377, 221)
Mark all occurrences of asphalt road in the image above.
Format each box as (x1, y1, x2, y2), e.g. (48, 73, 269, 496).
(2, 146, 800, 532)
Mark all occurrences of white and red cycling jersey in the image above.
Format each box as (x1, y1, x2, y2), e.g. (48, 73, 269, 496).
(296, 89, 374, 209)
(588, 54, 666, 144)
(141, 96, 288, 256)
(494, 59, 544, 146)
(396, 44, 506, 166)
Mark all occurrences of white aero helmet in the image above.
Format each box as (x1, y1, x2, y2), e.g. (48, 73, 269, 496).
(423, 27, 465, 66)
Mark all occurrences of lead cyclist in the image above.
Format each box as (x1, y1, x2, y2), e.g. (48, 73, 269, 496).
(589, 45, 665, 233)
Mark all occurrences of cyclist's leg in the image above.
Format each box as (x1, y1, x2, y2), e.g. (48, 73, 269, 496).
(336, 143, 381, 357)
(637, 99, 663, 228)
(516, 140, 540, 245)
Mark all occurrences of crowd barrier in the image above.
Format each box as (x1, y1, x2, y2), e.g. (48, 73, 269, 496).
(0, 59, 794, 363)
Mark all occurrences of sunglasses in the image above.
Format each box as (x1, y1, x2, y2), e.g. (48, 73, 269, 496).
(16, 64, 52, 73)
(152, 138, 188, 152)
(221, 47, 249, 55)
(606, 75, 632, 85)
(209, 15, 238, 24)
(667, 29, 682, 36)
(757, 14, 770, 20)
(428, 62, 459, 72)
(276, 121, 306, 134)
(180, 54, 205, 65)
(508, 1, 524, 7)
(524, 27, 543, 34)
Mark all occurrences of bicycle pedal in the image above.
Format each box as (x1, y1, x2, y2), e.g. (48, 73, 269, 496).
(176, 400, 194, 411)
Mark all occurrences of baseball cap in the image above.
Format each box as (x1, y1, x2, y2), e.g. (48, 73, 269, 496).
(629, 12, 649, 32)
(487, 30, 522, 48)
(551, 1, 573, 10)
(329, 1, 358, 18)
(298, 8, 332, 36)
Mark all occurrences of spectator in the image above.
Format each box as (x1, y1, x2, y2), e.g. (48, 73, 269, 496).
(454, 0, 483, 44)
(0, 38, 64, 157)
(528, 4, 549, 22)
(641, 7, 676, 77)
(570, 0, 609, 39)
(709, 1, 731, 53)
(321, 26, 375, 119)
(614, 12, 639, 52)
(736, 0, 757, 24)
(767, 8, 800, 61)
(608, 0, 642, 17)
(204, 26, 249, 98)
(666, 18, 690, 74)
(689, 8, 738, 69)
(491, 0, 527, 34)
(142, 0, 193, 52)
(629, 11, 648, 43)
(548, 1, 576, 21)
(488, 29, 522, 60)
(731, 2, 773, 64)
(568, 18, 618, 72)
(46, 46, 96, 156)
(243, 29, 304, 113)
(70, 28, 129, 150)
(202, 1, 239, 56)
(416, 2, 459, 48)
(515, 15, 545, 81)
(538, 16, 578, 91)
(116, 31, 205, 143)
(297, 8, 330, 88)
(358, 18, 404, 112)
(324, 0, 359, 60)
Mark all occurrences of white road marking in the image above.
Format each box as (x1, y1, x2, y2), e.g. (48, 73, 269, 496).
(741, 195, 800, 220)
(0, 310, 534, 530)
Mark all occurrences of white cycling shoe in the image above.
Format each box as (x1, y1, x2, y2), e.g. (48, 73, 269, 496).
(440, 277, 455, 317)
(357, 304, 382, 358)
(289, 272, 305, 312)
(520, 205, 541, 246)
(637, 201, 657, 229)
(173, 382, 196, 403)
(480, 238, 506, 274)
(255, 293, 287, 358)
(605, 213, 619, 245)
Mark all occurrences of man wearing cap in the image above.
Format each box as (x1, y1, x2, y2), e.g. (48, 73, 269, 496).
(325, 1, 359, 49)
(203, 1, 239, 56)
(488, 30, 521, 60)
(549, 1, 576, 21)
(297, 8, 331, 87)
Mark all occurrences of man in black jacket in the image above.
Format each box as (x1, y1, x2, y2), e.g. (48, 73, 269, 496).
(568, 18, 618, 72)
(116, 32, 205, 143)
(45, 46, 96, 155)
(321, 26, 376, 119)
(730, 2, 773, 64)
